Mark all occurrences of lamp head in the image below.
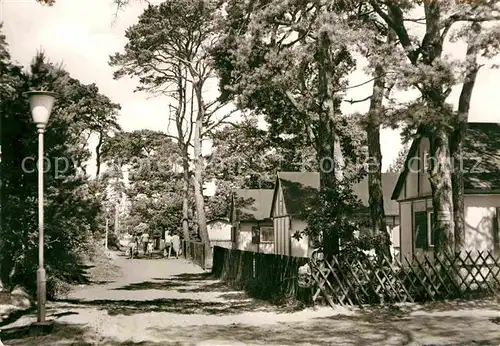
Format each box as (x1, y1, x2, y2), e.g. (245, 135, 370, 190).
(24, 90, 57, 129)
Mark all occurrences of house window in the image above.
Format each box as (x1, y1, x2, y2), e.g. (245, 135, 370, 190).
(261, 226, 274, 242)
(251, 226, 260, 244)
(428, 211, 435, 247)
(414, 211, 428, 250)
(414, 210, 435, 249)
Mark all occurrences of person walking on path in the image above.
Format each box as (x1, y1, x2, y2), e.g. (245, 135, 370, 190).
(146, 241, 154, 258)
(164, 231, 173, 258)
(171, 233, 181, 259)
(140, 232, 149, 255)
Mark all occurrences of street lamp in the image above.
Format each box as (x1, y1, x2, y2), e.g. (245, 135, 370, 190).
(25, 90, 57, 325)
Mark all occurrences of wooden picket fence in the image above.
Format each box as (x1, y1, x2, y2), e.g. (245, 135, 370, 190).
(212, 246, 311, 304)
(183, 240, 208, 269)
(212, 246, 500, 307)
(310, 250, 500, 306)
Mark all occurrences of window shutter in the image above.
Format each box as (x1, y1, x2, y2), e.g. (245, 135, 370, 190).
(414, 211, 428, 250)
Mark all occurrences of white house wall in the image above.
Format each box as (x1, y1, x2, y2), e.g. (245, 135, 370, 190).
(207, 221, 231, 241)
(399, 195, 500, 261)
(405, 149, 420, 198)
(464, 195, 500, 255)
(419, 138, 432, 195)
(290, 219, 310, 258)
(400, 201, 412, 261)
(390, 225, 400, 249)
(398, 137, 432, 201)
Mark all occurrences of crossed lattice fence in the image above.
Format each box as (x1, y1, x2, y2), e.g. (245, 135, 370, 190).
(310, 250, 500, 306)
(212, 246, 500, 307)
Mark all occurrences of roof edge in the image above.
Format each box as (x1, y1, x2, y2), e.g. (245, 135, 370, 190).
(391, 134, 422, 200)
(270, 175, 280, 218)
(207, 218, 230, 224)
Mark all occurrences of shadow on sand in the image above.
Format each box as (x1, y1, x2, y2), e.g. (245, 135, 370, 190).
(55, 295, 271, 316)
(52, 271, 272, 316)
(1, 321, 178, 345)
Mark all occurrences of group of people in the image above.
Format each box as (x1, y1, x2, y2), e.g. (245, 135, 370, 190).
(164, 231, 181, 259)
(126, 230, 181, 259)
(127, 232, 153, 259)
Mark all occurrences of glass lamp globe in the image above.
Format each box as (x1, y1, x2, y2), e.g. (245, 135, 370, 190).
(25, 91, 57, 128)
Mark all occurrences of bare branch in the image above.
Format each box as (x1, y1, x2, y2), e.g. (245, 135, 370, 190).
(202, 109, 239, 137)
(336, 73, 394, 93)
(404, 17, 426, 23)
(343, 95, 373, 104)
(441, 8, 500, 38)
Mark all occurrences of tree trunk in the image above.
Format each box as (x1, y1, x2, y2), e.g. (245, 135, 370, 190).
(366, 128, 390, 258)
(315, 31, 340, 260)
(317, 115, 339, 260)
(428, 128, 455, 254)
(172, 67, 192, 251)
(366, 62, 391, 261)
(449, 22, 481, 252)
(181, 151, 191, 249)
(192, 83, 211, 265)
(417, 3, 456, 254)
(450, 141, 464, 252)
(95, 131, 103, 179)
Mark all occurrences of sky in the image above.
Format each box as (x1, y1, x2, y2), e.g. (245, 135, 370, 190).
(2, 0, 500, 195)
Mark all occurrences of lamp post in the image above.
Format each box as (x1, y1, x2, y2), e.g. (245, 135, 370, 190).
(25, 90, 57, 324)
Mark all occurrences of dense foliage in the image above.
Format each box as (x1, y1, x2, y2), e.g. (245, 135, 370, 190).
(37, 0, 500, 258)
(100, 130, 187, 238)
(205, 114, 319, 219)
(109, 0, 231, 251)
(209, 0, 500, 255)
(0, 27, 120, 297)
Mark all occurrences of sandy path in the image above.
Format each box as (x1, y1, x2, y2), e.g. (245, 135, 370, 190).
(2, 253, 500, 345)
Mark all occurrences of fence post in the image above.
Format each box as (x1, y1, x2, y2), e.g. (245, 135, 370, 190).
(253, 252, 256, 279)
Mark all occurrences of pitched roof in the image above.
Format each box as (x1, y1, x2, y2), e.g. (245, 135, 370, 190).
(232, 189, 274, 221)
(462, 123, 500, 191)
(207, 218, 230, 224)
(352, 173, 400, 216)
(391, 122, 500, 200)
(276, 172, 320, 215)
(274, 171, 398, 216)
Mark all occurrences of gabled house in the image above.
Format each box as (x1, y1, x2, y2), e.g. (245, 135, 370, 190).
(391, 123, 500, 260)
(229, 189, 274, 253)
(270, 172, 320, 257)
(271, 171, 400, 258)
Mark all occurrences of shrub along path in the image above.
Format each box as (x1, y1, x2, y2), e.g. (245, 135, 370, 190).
(1, 251, 499, 345)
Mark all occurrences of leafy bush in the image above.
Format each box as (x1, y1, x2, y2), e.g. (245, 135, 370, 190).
(47, 277, 71, 299)
(294, 177, 371, 258)
(1, 43, 117, 295)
